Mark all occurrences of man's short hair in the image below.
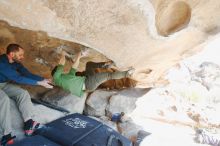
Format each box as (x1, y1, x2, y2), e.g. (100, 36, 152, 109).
(51, 66, 58, 77)
(6, 43, 23, 54)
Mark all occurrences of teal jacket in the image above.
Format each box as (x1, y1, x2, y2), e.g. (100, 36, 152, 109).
(53, 65, 85, 97)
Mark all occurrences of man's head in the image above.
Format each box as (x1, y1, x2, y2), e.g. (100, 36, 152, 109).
(6, 43, 24, 63)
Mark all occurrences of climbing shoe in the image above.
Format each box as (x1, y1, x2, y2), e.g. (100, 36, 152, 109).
(0, 133, 16, 146)
(24, 119, 40, 136)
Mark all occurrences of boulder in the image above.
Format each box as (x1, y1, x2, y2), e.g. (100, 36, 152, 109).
(39, 87, 88, 114)
(106, 88, 149, 114)
(85, 90, 116, 117)
(1, 0, 220, 87)
(156, 1, 191, 36)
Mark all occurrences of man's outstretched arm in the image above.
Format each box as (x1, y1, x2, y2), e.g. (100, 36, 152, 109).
(71, 51, 81, 70)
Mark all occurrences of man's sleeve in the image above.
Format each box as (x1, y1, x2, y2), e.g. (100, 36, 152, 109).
(0, 65, 38, 85)
(16, 63, 44, 81)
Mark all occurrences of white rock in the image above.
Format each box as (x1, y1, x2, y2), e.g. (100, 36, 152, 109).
(85, 90, 116, 117)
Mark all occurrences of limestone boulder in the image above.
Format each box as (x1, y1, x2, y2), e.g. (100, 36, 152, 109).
(1, 0, 220, 87)
(37, 87, 88, 114)
(155, 1, 191, 36)
(85, 90, 116, 117)
(106, 88, 149, 115)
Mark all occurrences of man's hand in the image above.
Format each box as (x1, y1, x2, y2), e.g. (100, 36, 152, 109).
(43, 78, 52, 83)
(71, 51, 81, 62)
(37, 80, 53, 89)
(59, 51, 66, 65)
(71, 51, 81, 69)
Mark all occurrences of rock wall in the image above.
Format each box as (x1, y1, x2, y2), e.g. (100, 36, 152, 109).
(1, 0, 220, 87)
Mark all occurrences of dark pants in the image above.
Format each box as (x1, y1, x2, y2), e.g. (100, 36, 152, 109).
(84, 62, 128, 92)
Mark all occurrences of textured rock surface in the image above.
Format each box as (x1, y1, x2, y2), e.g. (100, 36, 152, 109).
(1, 1, 220, 144)
(0, 21, 135, 93)
(1, 0, 220, 87)
(106, 88, 149, 114)
(155, 1, 191, 36)
(36, 86, 87, 114)
(85, 90, 116, 117)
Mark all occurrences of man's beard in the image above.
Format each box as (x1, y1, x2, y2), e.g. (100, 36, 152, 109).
(12, 57, 22, 63)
